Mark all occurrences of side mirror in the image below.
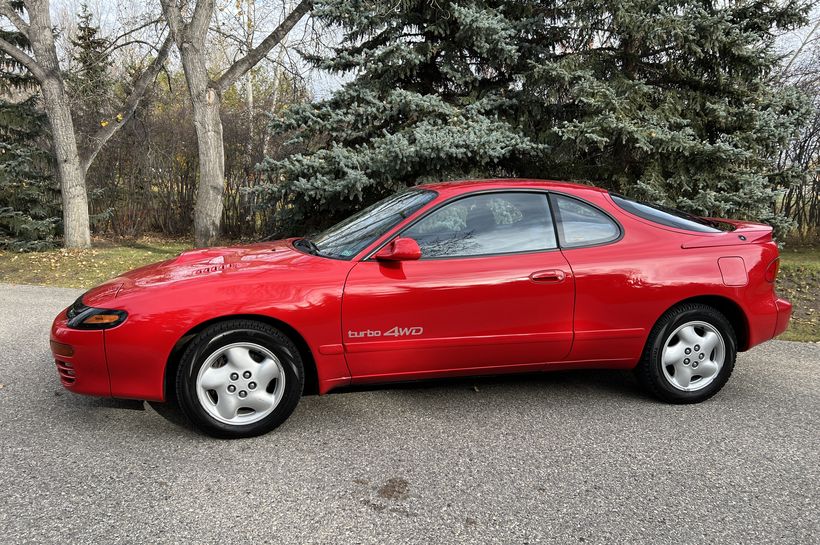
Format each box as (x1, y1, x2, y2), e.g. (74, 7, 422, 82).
(374, 237, 422, 262)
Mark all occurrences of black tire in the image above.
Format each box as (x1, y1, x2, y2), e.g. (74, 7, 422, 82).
(175, 319, 304, 438)
(636, 303, 737, 404)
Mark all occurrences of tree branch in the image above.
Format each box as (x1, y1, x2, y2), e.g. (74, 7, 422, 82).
(187, 0, 215, 41)
(80, 34, 174, 173)
(159, 0, 185, 45)
(212, 0, 312, 93)
(102, 17, 164, 56)
(781, 17, 820, 80)
(0, 34, 45, 81)
(0, 0, 29, 36)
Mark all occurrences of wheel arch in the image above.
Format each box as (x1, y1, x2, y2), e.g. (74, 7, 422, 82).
(660, 295, 750, 351)
(164, 314, 320, 400)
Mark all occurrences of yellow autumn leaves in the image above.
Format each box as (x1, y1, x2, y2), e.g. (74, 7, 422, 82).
(99, 113, 125, 127)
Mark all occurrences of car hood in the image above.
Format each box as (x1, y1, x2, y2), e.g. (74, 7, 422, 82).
(81, 239, 314, 305)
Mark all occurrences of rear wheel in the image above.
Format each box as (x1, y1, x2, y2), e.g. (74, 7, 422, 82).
(176, 320, 304, 438)
(636, 303, 736, 403)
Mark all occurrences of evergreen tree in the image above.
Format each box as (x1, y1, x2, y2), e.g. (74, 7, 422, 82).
(259, 0, 810, 234)
(0, 6, 60, 251)
(66, 3, 113, 148)
(258, 1, 545, 231)
(525, 0, 810, 232)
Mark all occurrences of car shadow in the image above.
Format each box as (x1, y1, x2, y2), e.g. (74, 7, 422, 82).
(328, 368, 645, 399)
(138, 369, 648, 435)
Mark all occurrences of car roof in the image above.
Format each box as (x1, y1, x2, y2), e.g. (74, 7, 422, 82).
(415, 178, 607, 197)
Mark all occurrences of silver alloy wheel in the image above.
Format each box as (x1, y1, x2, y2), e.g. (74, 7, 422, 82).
(661, 320, 725, 392)
(195, 342, 286, 425)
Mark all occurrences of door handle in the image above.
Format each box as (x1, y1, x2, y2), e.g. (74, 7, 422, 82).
(529, 269, 566, 283)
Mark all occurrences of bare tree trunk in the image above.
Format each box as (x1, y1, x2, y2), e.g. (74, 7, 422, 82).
(161, 0, 311, 247)
(192, 94, 226, 246)
(178, 45, 226, 247)
(26, 0, 91, 248)
(40, 78, 91, 248)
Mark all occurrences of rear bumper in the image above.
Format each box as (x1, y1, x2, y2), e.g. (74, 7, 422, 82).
(774, 297, 792, 338)
(50, 309, 111, 397)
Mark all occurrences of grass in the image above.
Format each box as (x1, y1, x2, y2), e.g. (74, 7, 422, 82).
(0, 238, 817, 341)
(776, 247, 820, 342)
(0, 238, 191, 289)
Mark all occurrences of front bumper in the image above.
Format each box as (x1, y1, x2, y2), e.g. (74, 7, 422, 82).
(50, 309, 111, 397)
(773, 297, 792, 338)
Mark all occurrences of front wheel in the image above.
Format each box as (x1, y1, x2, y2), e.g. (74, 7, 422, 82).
(636, 303, 737, 403)
(176, 320, 304, 438)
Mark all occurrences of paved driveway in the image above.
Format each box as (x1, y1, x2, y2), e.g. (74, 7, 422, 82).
(0, 283, 817, 544)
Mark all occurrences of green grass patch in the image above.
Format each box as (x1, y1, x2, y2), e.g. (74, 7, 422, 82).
(777, 247, 819, 342)
(0, 238, 191, 289)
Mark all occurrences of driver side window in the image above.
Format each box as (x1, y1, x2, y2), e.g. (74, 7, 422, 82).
(403, 192, 556, 258)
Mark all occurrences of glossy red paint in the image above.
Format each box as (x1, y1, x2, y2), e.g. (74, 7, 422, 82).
(50, 179, 791, 401)
(373, 237, 422, 261)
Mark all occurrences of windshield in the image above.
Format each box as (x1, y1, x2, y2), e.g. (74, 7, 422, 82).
(307, 189, 437, 259)
(610, 193, 723, 233)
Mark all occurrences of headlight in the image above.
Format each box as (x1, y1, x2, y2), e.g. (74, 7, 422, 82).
(67, 296, 128, 330)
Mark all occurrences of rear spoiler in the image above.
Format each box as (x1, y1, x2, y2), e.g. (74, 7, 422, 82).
(681, 218, 773, 249)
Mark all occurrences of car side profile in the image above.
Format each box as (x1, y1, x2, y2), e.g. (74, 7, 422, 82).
(50, 179, 791, 438)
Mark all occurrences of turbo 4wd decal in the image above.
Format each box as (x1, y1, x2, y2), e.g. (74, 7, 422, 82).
(348, 326, 424, 339)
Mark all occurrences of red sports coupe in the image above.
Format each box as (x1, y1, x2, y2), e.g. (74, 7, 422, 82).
(50, 180, 791, 438)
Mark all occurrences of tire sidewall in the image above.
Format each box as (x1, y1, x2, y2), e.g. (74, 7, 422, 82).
(648, 306, 737, 401)
(177, 323, 304, 438)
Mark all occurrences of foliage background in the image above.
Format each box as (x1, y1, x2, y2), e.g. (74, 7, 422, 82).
(0, 0, 819, 247)
(259, 0, 815, 238)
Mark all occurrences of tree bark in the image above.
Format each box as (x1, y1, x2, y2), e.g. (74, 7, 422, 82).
(183, 54, 226, 247)
(25, 0, 91, 248)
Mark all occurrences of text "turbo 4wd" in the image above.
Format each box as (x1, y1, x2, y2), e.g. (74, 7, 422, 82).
(348, 326, 424, 338)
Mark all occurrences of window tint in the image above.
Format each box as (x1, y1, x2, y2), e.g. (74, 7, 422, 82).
(403, 192, 556, 258)
(610, 193, 722, 233)
(552, 194, 620, 247)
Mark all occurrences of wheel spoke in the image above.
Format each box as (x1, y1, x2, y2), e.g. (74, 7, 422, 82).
(677, 325, 701, 346)
(225, 346, 256, 370)
(700, 331, 719, 357)
(663, 343, 685, 367)
(200, 366, 229, 390)
(673, 364, 693, 389)
(215, 393, 240, 420)
(256, 358, 282, 385)
(696, 360, 719, 381)
(242, 391, 276, 413)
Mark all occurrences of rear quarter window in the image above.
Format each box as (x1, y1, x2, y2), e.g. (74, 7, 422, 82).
(551, 194, 620, 248)
(610, 193, 722, 233)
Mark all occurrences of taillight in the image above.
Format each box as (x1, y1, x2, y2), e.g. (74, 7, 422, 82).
(765, 258, 780, 283)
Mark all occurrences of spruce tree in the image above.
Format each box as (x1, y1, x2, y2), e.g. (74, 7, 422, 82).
(258, 1, 546, 231)
(0, 10, 60, 251)
(524, 0, 810, 232)
(260, 0, 810, 234)
(67, 3, 113, 149)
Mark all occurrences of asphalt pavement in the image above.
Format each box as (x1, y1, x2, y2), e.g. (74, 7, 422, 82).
(0, 283, 818, 544)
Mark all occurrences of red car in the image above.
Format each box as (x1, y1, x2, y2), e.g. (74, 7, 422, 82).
(50, 180, 791, 438)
